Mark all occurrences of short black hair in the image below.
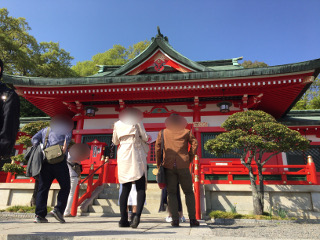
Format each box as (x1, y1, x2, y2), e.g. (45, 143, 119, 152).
(0, 59, 3, 78)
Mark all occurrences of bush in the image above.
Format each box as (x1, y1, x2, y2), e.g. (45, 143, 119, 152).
(5, 205, 52, 213)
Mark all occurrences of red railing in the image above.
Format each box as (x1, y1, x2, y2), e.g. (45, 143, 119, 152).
(71, 156, 109, 216)
(193, 155, 319, 220)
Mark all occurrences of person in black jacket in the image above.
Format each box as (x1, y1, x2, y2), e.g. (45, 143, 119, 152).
(0, 59, 20, 160)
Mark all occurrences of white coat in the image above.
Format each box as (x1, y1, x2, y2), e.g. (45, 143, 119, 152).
(112, 120, 148, 184)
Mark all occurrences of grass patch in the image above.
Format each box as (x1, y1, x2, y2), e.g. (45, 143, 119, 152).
(209, 210, 297, 220)
(4, 205, 53, 213)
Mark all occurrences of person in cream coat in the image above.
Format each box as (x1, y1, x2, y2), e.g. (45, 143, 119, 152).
(112, 108, 148, 228)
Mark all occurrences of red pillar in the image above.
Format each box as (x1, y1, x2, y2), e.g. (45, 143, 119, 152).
(71, 116, 84, 216)
(308, 155, 318, 185)
(74, 118, 84, 143)
(194, 155, 201, 220)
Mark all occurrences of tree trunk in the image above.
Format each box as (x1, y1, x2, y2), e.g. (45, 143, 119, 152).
(257, 163, 265, 211)
(247, 165, 263, 215)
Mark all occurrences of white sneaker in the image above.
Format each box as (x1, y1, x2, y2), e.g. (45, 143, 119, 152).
(180, 216, 186, 222)
(165, 216, 173, 222)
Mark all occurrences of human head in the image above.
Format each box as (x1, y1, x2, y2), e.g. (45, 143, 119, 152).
(0, 59, 3, 79)
(119, 107, 143, 125)
(165, 113, 187, 130)
(50, 114, 74, 133)
(69, 143, 91, 161)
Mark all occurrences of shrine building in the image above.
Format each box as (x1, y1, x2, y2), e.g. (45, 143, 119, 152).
(2, 29, 320, 185)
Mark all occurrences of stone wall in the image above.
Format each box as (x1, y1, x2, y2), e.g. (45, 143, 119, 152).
(0, 183, 86, 210)
(203, 184, 320, 219)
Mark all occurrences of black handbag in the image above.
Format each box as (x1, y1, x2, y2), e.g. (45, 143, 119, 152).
(156, 129, 166, 189)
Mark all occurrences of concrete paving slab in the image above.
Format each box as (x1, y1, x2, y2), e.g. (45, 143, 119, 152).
(0, 216, 212, 240)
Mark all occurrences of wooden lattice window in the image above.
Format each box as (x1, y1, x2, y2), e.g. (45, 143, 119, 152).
(286, 145, 320, 172)
(148, 142, 156, 163)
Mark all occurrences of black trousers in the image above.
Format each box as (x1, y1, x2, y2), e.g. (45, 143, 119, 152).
(159, 184, 182, 212)
(119, 175, 146, 222)
(35, 159, 70, 218)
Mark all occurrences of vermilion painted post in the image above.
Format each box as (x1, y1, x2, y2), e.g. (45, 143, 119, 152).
(71, 183, 80, 216)
(98, 156, 105, 185)
(103, 157, 109, 184)
(87, 164, 94, 198)
(194, 155, 201, 220)
(6, 172, 12, 183)
(308, 155, 318, 185)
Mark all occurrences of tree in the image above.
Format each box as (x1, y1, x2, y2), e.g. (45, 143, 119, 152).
(240, 60, 268, 68)
(204, 110, 310, 215)
(2, 120, 50, 174)
(72, 40, 150, 76)
(0, 8, 77, 116)
(293, 77, 320, 110)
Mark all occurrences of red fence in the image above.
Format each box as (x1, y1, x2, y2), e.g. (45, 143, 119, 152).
(192, 155, 320, 220)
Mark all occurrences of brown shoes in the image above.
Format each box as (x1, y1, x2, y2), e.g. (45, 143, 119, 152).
(190, 219, 200, 227)
(171, 219, 179, 227)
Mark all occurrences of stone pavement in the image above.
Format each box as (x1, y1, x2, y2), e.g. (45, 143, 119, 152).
(0, 216, 214, 240)
(0, 216, 317, 240)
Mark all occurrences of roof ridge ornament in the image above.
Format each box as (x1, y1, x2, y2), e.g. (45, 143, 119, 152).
(151, 26, 169, 42)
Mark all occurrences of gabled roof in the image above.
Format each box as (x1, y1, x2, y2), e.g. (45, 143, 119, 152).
(3, 58, 320, 86)
(108, 34, 212, 76)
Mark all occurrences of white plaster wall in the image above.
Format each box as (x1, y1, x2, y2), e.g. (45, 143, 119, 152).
(307, 135, 320, 142)
(84, 118, 118, 130)
(202, 103, 240, 112)
(201, 115, 229, 127)
(166, 105, 193, 112)
(96, 107, 118, 115)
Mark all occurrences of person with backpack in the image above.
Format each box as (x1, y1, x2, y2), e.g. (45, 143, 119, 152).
(0, 59, 20, 160)
(155, 113, 199, 227)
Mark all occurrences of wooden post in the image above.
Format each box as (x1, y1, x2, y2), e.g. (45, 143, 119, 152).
(194, 155, 201, 220)
(308, 155, 318, 185)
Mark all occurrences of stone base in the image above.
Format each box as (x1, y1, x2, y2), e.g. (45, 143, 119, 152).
(204, 184, 320, 219)
(0, 183, 86, 210)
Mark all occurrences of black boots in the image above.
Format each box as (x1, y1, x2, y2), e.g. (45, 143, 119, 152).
(190, 219, 200, 227)
(130, 215, 140, 228)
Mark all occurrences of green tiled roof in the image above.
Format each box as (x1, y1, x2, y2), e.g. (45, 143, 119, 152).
(279, 110, 320, 126)
(3, 58, 320, 86)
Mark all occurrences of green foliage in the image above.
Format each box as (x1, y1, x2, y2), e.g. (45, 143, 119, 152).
(209, 210, 293, 220)
(16, 135, 32, 148)
(230, 203, 237, 214)
(205, 110, 310, 215)
(3, 120, 50, 174)
(20, 121, 50, 136)
(5, 205, 52, 213)
(72, 40, 150, 76)
(10, 154, 27, 164)
(0, 8, 77, 117)
(2, 163, 25, 174)
(240, 60, 268, 68)
(293, 77, 320, 110)
(274, 206, 288, 219)
(19, 97, 47, 117)
(205, 110, 310, 161)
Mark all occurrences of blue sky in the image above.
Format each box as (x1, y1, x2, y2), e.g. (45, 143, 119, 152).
(2, 0, 320, 66)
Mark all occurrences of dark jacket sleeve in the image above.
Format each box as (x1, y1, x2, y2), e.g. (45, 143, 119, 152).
(188, 131, 198, 162)
(0, 87, 20, 157)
